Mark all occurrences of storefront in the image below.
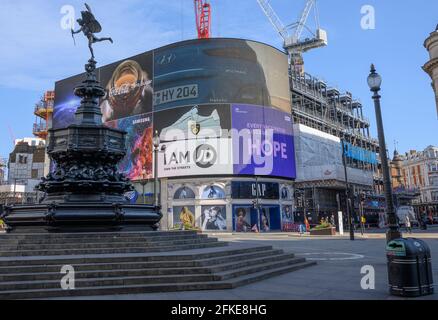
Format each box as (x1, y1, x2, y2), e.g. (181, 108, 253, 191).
(161, 177, 294, 233)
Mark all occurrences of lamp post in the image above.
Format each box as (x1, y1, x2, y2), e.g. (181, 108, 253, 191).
(367, 64, 401, 243)
(152, 131, 161, 209)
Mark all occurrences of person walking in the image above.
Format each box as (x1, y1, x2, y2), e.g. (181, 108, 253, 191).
(360, 215, 366, 235)
(405, 215, 412, 234)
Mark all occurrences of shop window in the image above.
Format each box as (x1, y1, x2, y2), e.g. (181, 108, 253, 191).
(173, 206, 196, 229)
(280, 187, 290, 200)
(201, 206, 227, 231)
(173, 186, 195, 200)
(233, 205, 281, 233)
(201, 185, 225, 199)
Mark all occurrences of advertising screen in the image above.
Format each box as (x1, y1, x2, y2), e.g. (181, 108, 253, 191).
(154, 39, 290, 112)
(53, 38, 294, 180)
(100, 53, 153, 122)
(158, 138, 233, 178)
(232, 104, 296, 179)
(53, 52, 153, 129)
(116, 113, 153, 181)
(154, 104, 231, 142)
(53, 73, 85, 129)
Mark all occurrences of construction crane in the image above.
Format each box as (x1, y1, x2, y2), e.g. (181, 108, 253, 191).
(194, 0, 212, 39)
(257, 0, 328, 74)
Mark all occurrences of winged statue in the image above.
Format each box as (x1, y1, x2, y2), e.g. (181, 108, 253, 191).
(71, 3, 113, 59)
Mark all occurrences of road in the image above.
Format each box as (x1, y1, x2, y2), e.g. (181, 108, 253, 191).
(76, 230, 438, 300)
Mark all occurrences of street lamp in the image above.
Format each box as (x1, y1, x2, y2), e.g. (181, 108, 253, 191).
(367, 64, 401, 243)
(152, 131, 161, 209)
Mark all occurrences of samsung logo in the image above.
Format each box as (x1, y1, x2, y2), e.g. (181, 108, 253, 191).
(133, 117, 151, 125)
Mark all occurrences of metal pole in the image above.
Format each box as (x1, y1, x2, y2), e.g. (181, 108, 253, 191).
(256, 176, 261, 233)
(342, 140, 355, 241)
(371, 90, 401, 242)
(154, 146, 159, 208)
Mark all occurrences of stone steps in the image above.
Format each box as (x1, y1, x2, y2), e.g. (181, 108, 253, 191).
(0, 239, 224, 257)
(0, 253, 298, 282)
(0, 236, 212, 251)
(0, 231, 316, 299)
(0, 262, 316, 300)
(0, 248, 284, 275)
(0, 231, 196, 241)
(0, 233, 207, 248)
(0, 234, 208, 246)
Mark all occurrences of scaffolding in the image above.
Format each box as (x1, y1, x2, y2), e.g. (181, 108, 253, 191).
(291, 70, 384, 221)
(0, 158, 6, 185)
(33, 91, 54, 140)
(291, 71, 380, 174)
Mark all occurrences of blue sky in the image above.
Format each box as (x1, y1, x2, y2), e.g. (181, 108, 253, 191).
(0, 0, 437, 159)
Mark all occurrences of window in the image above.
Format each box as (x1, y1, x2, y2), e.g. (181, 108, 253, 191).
(173, 186, 195, 200)
(17, 155, 28, 164)
(201, 186, 225, 199)
(31, 169, 39, 179)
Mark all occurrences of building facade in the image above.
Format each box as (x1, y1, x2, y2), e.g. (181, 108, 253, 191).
(399, 146, 438, 219)
(52, 38, 297, 233)
(1, 139, 46, 205)
(290, 71, 382, 226)
(423, 24, 438, 118)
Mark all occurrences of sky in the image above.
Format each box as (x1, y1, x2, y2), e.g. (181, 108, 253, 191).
(0, 0, 437, 160)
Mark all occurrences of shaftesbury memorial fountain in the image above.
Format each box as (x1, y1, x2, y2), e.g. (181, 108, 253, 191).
(2, 4, 162, 232)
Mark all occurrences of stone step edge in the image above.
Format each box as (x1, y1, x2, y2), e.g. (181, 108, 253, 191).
(0, 248, 283, 273)
(0, 262, 317, 300)
(0, 253, 296, 281)
(0, 237, 214, 250)
(0, 245, 270, 266)
(0, 257, 305, 290)
(0, 241, 226, 258)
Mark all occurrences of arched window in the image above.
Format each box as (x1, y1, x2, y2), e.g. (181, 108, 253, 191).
(173, 186, 196, 200)
(201, 185, 225, 199)
(280, 187, 290, 200)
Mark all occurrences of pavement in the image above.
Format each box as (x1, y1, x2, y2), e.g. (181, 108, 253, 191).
(63, 228, 438, 300)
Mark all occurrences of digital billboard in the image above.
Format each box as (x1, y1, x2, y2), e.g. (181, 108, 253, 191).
(154, 39, 290, 113)
(116, 113, 153, 181)
(154, 104, 231, 142)
(158, 138, 233, 178)
(100, 53, 153, 122)
(231, 104, 296, 179)
(53, 38, 294, 181)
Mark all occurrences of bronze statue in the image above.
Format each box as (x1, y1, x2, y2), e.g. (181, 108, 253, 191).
(71, 3, 113, 59)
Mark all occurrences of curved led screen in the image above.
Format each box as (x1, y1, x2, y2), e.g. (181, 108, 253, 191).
(53, 38, 295, 180)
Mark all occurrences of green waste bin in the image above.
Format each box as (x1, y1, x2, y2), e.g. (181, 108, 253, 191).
(387, 238, 434, 297)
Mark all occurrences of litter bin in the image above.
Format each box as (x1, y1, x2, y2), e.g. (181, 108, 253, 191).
(387, 238, 434, 297)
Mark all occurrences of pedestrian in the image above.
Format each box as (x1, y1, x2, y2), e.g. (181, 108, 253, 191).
(360, 215, 366, 234)
(421, 214, 428, 230)
(330, 213, 336, 227)
(405, 215, 412, 234)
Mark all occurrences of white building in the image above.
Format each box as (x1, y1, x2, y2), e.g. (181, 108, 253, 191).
(401, 146, 438, 204)
(1, 139, 47, 205)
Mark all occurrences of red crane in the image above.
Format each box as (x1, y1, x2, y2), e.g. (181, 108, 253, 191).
(194, 0, 211, 39)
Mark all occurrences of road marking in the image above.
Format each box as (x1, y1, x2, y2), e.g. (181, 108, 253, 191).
(298, 252, 365, 261)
